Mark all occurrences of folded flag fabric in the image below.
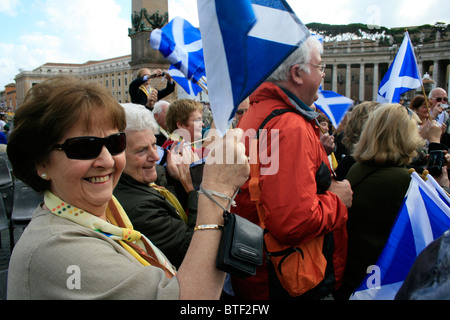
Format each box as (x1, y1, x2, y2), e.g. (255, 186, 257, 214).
(350, 171, 450, 300)
(377, 32, 422, 103)
(150, 16, 207, 95)
(198, 0, 310, 135)
(167, 66, 204, 97)
(315, 88, 354, 129)
(426, 173, 450, 207)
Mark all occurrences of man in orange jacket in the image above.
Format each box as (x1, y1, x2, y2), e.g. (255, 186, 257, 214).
(232, 36, 353, 300)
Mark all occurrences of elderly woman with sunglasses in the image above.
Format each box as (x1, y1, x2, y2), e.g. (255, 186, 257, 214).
(6, 76, 249, 300)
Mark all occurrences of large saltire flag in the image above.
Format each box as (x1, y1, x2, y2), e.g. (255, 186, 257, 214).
(198, 0, 310, 135)
(377, 32, 422, 103)
(150, 16, 206, 96)
(315, 88, 354, 129)
(350, 172, 450, 300)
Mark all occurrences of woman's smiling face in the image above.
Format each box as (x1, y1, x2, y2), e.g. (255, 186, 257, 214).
(123, 128, 160, 185)
(36, 109, 126, 218)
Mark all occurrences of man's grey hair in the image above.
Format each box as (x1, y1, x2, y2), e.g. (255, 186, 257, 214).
(267, 36, 323, 84)
(121, 103, 159, 133)
(152, 100, 170, 115)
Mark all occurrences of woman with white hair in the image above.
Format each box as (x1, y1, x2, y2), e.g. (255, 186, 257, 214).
(114, 103, 198, 268)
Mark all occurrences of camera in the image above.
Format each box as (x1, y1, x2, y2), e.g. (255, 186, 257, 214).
(427, 150, 445, 176)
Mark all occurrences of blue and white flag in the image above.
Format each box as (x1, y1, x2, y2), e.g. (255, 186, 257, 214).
(167, 66, 204, 96)
(315, 88, 354, 128)
(150, 16, 207, 96)
(198, 0, 310, 135)
(351, 172, 450, 300)
(426, 173, 450, 208)
(311, 33, 324, 43)
(377, 32, 422, 103)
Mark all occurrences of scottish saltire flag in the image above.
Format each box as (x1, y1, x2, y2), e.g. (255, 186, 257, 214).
(167, 66, 203, 96)
(198, 0, 310, 135)
(150, 16, 207, 95)
(426, 173, 450, 207)
(351, 171, 450, 300)
(377, 32, 422, 103)
(315, 88, 354, 128)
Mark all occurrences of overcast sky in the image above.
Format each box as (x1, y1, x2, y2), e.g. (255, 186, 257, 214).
(1, 0, 449, 91)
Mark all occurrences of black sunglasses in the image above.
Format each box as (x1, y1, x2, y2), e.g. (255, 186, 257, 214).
(54, 132, 126, 160)
(433, 97, 449, 103)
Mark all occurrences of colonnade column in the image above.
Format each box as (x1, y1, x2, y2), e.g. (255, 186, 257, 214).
(433, 60, 439, 89)
(359, 63, 365, 101)
(373, 63, 379, 100)
(332, 64, 338, 92)
(346, 64, 351, 98)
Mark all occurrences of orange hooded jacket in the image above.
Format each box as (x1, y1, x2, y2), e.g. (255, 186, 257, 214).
(231, 82, 348, 299)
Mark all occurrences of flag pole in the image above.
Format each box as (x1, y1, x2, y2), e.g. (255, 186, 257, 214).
(422, 85, 432, 121)
(196, 76, 208, 95)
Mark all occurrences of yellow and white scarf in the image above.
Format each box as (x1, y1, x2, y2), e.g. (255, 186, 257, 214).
(150, 183, 188, 224)
(44, 191, 176, 278)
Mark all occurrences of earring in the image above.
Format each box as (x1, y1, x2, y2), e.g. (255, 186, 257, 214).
(41, 173, 48, 180)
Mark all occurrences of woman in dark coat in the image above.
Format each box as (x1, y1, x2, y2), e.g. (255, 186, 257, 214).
(335, 104, 426, 299)
(114, 103, 198, 268)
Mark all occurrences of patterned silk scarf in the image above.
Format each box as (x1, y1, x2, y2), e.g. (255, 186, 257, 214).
(44, 191, 176, 278)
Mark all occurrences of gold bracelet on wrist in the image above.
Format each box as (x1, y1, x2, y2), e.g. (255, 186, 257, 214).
(194, 224, 224, 232)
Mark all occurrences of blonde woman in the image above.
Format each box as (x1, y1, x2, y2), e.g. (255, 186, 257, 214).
(335, 103, 425, 300)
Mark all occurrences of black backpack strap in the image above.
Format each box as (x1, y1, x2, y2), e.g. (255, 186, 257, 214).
(256, 108, 300, 139)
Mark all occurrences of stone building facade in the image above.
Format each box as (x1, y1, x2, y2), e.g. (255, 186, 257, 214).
(321, 37, 450, 102)
(14, 55, 133, 108)
(12, 0, 450, 109)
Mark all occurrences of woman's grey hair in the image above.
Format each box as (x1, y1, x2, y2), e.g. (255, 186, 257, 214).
(267, 36, 323, 84)
(121, 103, 159, 133)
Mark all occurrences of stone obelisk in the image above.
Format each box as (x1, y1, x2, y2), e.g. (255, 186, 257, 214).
(129, 0, 170, 76)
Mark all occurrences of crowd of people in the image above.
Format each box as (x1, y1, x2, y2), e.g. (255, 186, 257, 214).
(0, 112, 12, 151)
(3, 35, 450, 300)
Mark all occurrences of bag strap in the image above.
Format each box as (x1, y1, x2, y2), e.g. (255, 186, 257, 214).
(256, 109, 300, 139)
(249, 108, 301, 229)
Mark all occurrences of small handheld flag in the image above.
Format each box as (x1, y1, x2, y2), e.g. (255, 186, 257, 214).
(150, 16, 207, 96)
(377, 32, 422, 103)
(315, 88, 354, 129)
